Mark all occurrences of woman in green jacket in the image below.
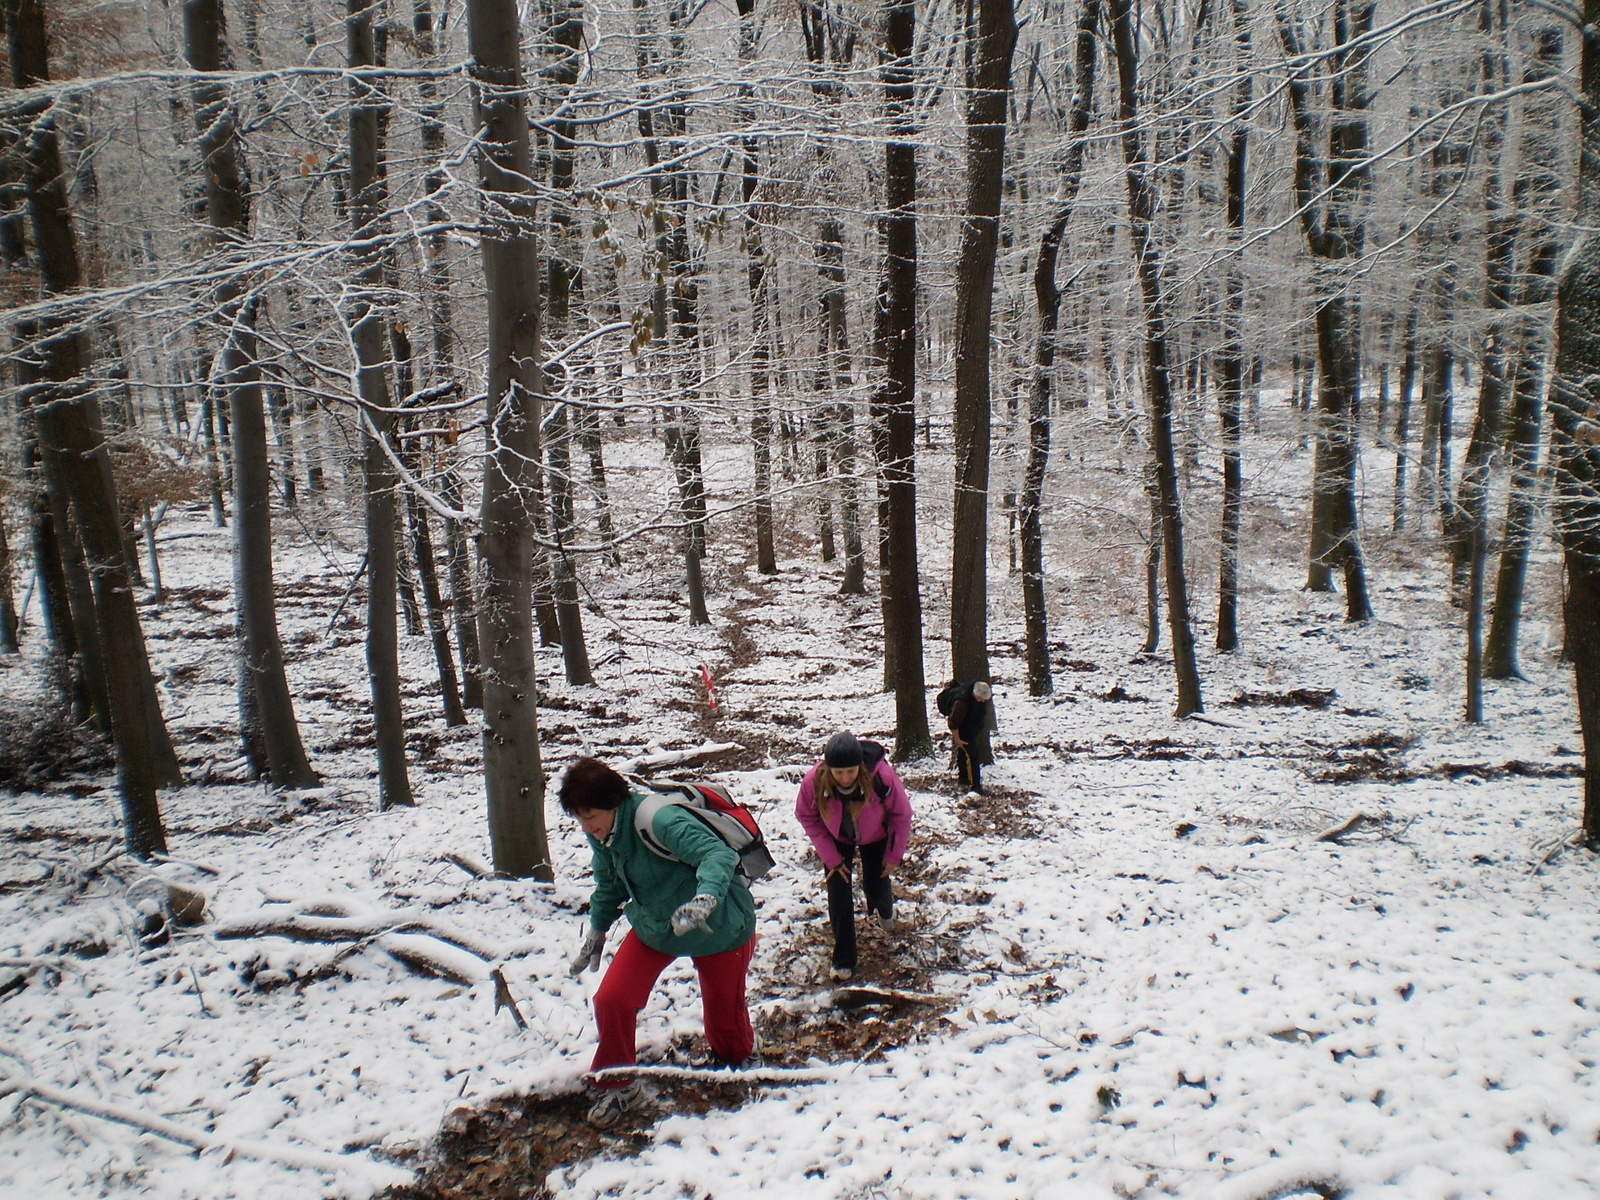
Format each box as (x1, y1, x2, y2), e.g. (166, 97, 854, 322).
(562, 757, 758, 1127)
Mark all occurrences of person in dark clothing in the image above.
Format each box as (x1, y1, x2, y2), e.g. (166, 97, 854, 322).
(947, 680, 993, 793)
(794, 731, 914, 981)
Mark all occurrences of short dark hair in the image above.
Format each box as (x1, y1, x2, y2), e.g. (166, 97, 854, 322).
(558, 757, 630, 814)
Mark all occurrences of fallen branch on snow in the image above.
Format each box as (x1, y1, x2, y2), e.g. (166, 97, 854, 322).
(214, 901, 539, 983)
(621, 742, 742, 774)
(215, 903, 501, 962)
(586, 1063, 839, 1085)
(1314, 812, 1369, 843)
(0, 1068, 411, 1187)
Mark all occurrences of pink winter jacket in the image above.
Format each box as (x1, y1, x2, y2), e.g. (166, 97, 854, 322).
(794, 756, 913, 872)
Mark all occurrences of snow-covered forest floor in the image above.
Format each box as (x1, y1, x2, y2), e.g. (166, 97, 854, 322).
(2, 403, 1597, 1199)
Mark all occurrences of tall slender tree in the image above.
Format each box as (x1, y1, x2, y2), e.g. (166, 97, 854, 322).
(875, 0, 932, 758)
(1549, 0, 1600, 842)
(1108, 0, 1203, 717)
(1023, 0, 1101, 697)
(183, 0, 319, 790)
(347, 0, 413, 808)
(9, 0, 175, 854)
(1215, 0, 1253, 653)
(949, 0, 1017, 709)
(1277, 0, 1376, 621)
(466, 0, 553, 878)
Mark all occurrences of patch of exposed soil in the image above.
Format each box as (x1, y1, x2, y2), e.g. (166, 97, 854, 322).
(382, 918, 952, 1200)
(1227, 687, 1336, 709)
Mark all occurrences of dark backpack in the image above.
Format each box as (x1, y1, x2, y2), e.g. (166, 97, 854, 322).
(629, 778, 776, 882)
(935, 680, 969, 717)
(858, 738, 892, 799)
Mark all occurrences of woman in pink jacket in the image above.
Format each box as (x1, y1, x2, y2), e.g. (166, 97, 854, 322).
(794, 731, 914, 980)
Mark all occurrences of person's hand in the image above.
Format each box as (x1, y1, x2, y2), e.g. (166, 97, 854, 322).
(671, 893, 718, 937)
(880, 866, 895, 881)
(569, 927, 605, 977)
(951, 731, 967, 748)
(825, 863, 851, 883)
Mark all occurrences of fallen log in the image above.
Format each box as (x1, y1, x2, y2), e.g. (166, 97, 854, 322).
(0, 1068, 410, 1187)
(622, 742, 742, 774)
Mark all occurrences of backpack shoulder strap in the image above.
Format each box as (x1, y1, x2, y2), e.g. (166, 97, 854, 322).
(632, 791, 680, 861)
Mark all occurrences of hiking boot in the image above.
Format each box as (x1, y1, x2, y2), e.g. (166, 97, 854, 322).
(829, 964, 853, 981)
(727, 1032, 764, 1071)
(873, 912, 904, 939)
(585, 1079, 651, 1129)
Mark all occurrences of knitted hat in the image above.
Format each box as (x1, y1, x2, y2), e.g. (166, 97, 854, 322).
(823, 730, 864, 769)
(972, 681, 993, 702)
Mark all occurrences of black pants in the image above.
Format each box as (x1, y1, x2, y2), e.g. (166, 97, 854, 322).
(955, 744, 983, 793)
(826, 837, 893, 971)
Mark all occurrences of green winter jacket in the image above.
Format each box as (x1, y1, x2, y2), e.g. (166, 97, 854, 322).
(585, 787, 756, 958)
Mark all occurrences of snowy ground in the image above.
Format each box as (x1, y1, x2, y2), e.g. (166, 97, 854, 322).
(2, 407, 1597, 1199)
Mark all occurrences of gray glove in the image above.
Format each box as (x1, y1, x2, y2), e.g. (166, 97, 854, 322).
(569, 926, 605, 977)
(670, 893, 718, 937)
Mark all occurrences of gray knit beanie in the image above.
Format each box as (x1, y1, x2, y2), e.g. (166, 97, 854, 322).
(823, 730, 864, 769)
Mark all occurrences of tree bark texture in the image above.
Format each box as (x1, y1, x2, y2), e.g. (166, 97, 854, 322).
(875, 0, 931, 759)
(1022, 0, 1100, 697)
(183, 0, 319, 789)
(466, 0, 552, 878)
(347, 0, 413, 809)
(1486, 26, 1566, 680)
(1215, 0, 1251, 654)
(949, 0, 1016, 695)
(1278, 0, 1375, 621)
(9, 0, 174, 854)
(1549, 0, 1600, 841)
(1108, 0, 1203, 718)
(739, 0, 779, 578)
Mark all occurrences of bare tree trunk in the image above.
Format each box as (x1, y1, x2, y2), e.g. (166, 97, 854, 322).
(412, 0, 481, 708)
(1022, 0, 1099, 697)
(9, 0, 173, 853)
(1550, 0, 1600, 841)
(539, 0, 594, 685)
(875, 0, 932, 759)
(407, 488, 466, 727)
(1109, 0, 1203, 717)
(739, 0, 778, 578)
(949, 0, 1016, 706)
(1278, 0, 1375, 622)
(19, 355, 100, 724)
(346, 0, 413, 809)
(1392, 302, 1418, 531)
(545, 403, 594, 683)
(184, 0, 318, 789)
(1460, 3, 1515, 723)
(466, 0, 552, 878)
(1487, 26, 1565, 680)
(1215, 0, 1251, 654)
(0, 492, 20, 653)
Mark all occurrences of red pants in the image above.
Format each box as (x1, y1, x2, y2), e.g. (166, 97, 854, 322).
(589, 928, 755, 1087)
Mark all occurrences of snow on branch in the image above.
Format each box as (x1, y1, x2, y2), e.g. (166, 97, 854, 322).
(0, 1067, 412, 1188)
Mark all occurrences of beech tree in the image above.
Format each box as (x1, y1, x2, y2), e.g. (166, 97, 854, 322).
(182, 0, 319, 790)
(949, 0, 1017, 713)
(466, 0, 552, 879)
(7, 0, 176, 855)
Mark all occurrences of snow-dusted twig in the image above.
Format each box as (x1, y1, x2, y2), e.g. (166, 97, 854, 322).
(586, 1063, 840, 1085)
(0, 1068, 411, 1186)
